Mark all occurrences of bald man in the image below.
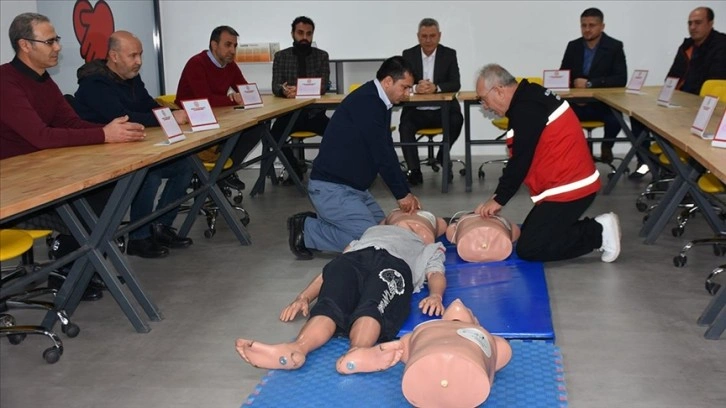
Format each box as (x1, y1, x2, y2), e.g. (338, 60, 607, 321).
(74, 30, 195, 259)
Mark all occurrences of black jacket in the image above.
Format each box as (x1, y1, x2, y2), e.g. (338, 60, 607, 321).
(560, 32, 627, 88)
(667, 29, 726, 95)
(401, 44, 461, 112)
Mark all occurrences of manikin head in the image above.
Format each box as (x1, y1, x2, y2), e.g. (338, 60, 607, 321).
(384, 209, 447, 245)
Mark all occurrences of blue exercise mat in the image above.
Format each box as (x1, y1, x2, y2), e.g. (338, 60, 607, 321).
(242, 338, 568, 408)
(399, 250, 554, 340)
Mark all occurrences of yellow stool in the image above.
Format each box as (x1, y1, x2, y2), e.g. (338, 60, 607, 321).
(0, 230, 34, 262)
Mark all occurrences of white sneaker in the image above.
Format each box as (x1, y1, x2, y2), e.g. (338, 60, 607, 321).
(595, 212, 621, 262)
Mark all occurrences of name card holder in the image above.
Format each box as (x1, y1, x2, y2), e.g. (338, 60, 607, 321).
(626, 69, 648, 94)
(543, 69, 570, 93)
(711, 111, 726, 148)
(237, 83, 264, 109)
(296, 77, 322, 99)
(181, 98, 220, 132)
(690, 95, 719, 139)
(152, 107, 186, 145)
(656, 77, 679, 108)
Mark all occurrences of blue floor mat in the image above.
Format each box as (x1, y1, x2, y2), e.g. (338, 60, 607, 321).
(242, 338, 568, 408)
(400, 250, 554, 340)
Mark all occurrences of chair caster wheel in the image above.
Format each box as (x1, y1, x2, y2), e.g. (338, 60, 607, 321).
(8, 333, 26, 345)
(43, 346, 62, 364)
(459, 168, 466, 176)
(706, 269, 722, 295)
(241, 215, 250, 226)
(233, 195, 243, 204)
(62, 322, 80, 338)
(673, 255, 687, 267)
(671, 227, 684, 237)
(204, 229, 215, 239)
(635, 200, 648, 212)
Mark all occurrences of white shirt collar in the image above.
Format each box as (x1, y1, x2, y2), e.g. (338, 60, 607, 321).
(373, 79, 393, 110)
(420, 47, 437, 61)
(206, 50, 225, 68)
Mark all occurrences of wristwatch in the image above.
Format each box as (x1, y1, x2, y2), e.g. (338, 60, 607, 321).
(586, 81, 592, 88)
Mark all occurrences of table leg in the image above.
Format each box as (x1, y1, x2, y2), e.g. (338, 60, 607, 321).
(251, 110, 306, 197)
(441, 103, 451, 194)
(464, 101, 473, 193)
(698, 284, 726, 340)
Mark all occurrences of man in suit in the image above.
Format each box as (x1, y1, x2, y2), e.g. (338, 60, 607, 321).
(560, 7, 627, 164)
(399, 18, 463, 186)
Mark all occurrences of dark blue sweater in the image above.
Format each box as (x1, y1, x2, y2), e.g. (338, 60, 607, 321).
(310, 81, 410, 199)
(73, 59, 160, 126)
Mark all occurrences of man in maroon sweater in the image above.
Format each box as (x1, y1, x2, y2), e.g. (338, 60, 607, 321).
(175, 25, 262, 191)
(0, 13, 145, 159)
(0, 12, 146, 301)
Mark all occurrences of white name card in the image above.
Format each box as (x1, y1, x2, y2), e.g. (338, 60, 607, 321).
(656, 77, 679, 107)
(712, 111, 726, 148)
(152, 107, 186, 145)
(543, 69, 570, 93)
(295, 77, 322, 99)
(626, 70, 648, 94)
(691, 96, 719, 138)
(180, 98, 220, 132)
(237, 83, 264, 109)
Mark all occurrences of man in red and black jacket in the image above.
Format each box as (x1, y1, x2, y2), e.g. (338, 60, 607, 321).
(473, 64, 621, 263)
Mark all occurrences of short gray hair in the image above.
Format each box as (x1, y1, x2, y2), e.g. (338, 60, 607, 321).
(9, 12, 49, 53)
(418, 18, 439, 31)
(477, 64, 517, 89)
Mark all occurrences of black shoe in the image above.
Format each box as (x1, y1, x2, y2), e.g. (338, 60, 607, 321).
(127, 237, 169, 258)
(221, 173, 245, 191)
(406, 169, 423, 186)
(151, 223, 193, 249)
(287, 213, 313, 260)
(48, 270, 103, 302)
(628, 163, 650, 180)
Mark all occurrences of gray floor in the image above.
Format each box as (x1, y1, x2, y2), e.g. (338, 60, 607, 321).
(1, 159, 725, 408)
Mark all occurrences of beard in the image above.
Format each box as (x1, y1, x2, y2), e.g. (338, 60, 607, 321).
(480, 107, 502, 121)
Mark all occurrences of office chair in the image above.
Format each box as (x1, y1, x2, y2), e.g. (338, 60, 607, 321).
(407, 127, 467, 176)
(1, 229, 79, 364)
(672, 173, 726, 269)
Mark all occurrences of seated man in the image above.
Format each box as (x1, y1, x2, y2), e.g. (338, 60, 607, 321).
(560, 7, 627, 163)
(629, 6, 726, 179)
(176, 25, 264, 190)
(446, 212, 520, 263)
(1, 13, 145, 300)
(399, 18, 463, 185)
(270, 16, 331, 183)
(236, 209, 447, 371)
(74, 30, 193, 258)
(337, 299, 512, 408)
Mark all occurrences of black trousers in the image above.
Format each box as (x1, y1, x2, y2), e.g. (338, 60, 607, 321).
(310, 247, 413, 342)
(570, 102, 622, 149)
(399, 106, 463, 171)
(228, 124, 265, 166)
(270, 108, 329, 176)
(516, 193, 602, 262)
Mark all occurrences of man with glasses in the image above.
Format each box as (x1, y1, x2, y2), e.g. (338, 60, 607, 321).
(0, 12, 144, 159)
(0, 13, 146, 301)
(473, 64, 621, 264)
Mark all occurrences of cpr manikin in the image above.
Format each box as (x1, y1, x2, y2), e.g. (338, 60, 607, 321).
(235, 209, 448, 372)
(446, 211, 521, 262)
(337, 298, 512, 408)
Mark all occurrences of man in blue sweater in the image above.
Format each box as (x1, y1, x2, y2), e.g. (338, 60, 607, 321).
(74, 31, 193, 258)
(288, 56, 422, 259)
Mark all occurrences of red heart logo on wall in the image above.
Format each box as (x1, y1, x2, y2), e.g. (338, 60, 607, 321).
(73, 0, 115, 62)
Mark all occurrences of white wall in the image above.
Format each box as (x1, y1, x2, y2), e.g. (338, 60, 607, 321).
(0, 0, 38, 64)
(164, 1, 722, 156)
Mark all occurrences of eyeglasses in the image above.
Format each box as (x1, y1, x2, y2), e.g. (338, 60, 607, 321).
(478, 86, 498, 105)
(22, 36, 61, 46)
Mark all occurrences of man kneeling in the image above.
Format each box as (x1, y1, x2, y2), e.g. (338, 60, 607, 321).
(235, 209, 447, 371)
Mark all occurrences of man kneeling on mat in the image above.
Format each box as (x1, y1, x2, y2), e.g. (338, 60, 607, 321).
(235, 209, 447, 371)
